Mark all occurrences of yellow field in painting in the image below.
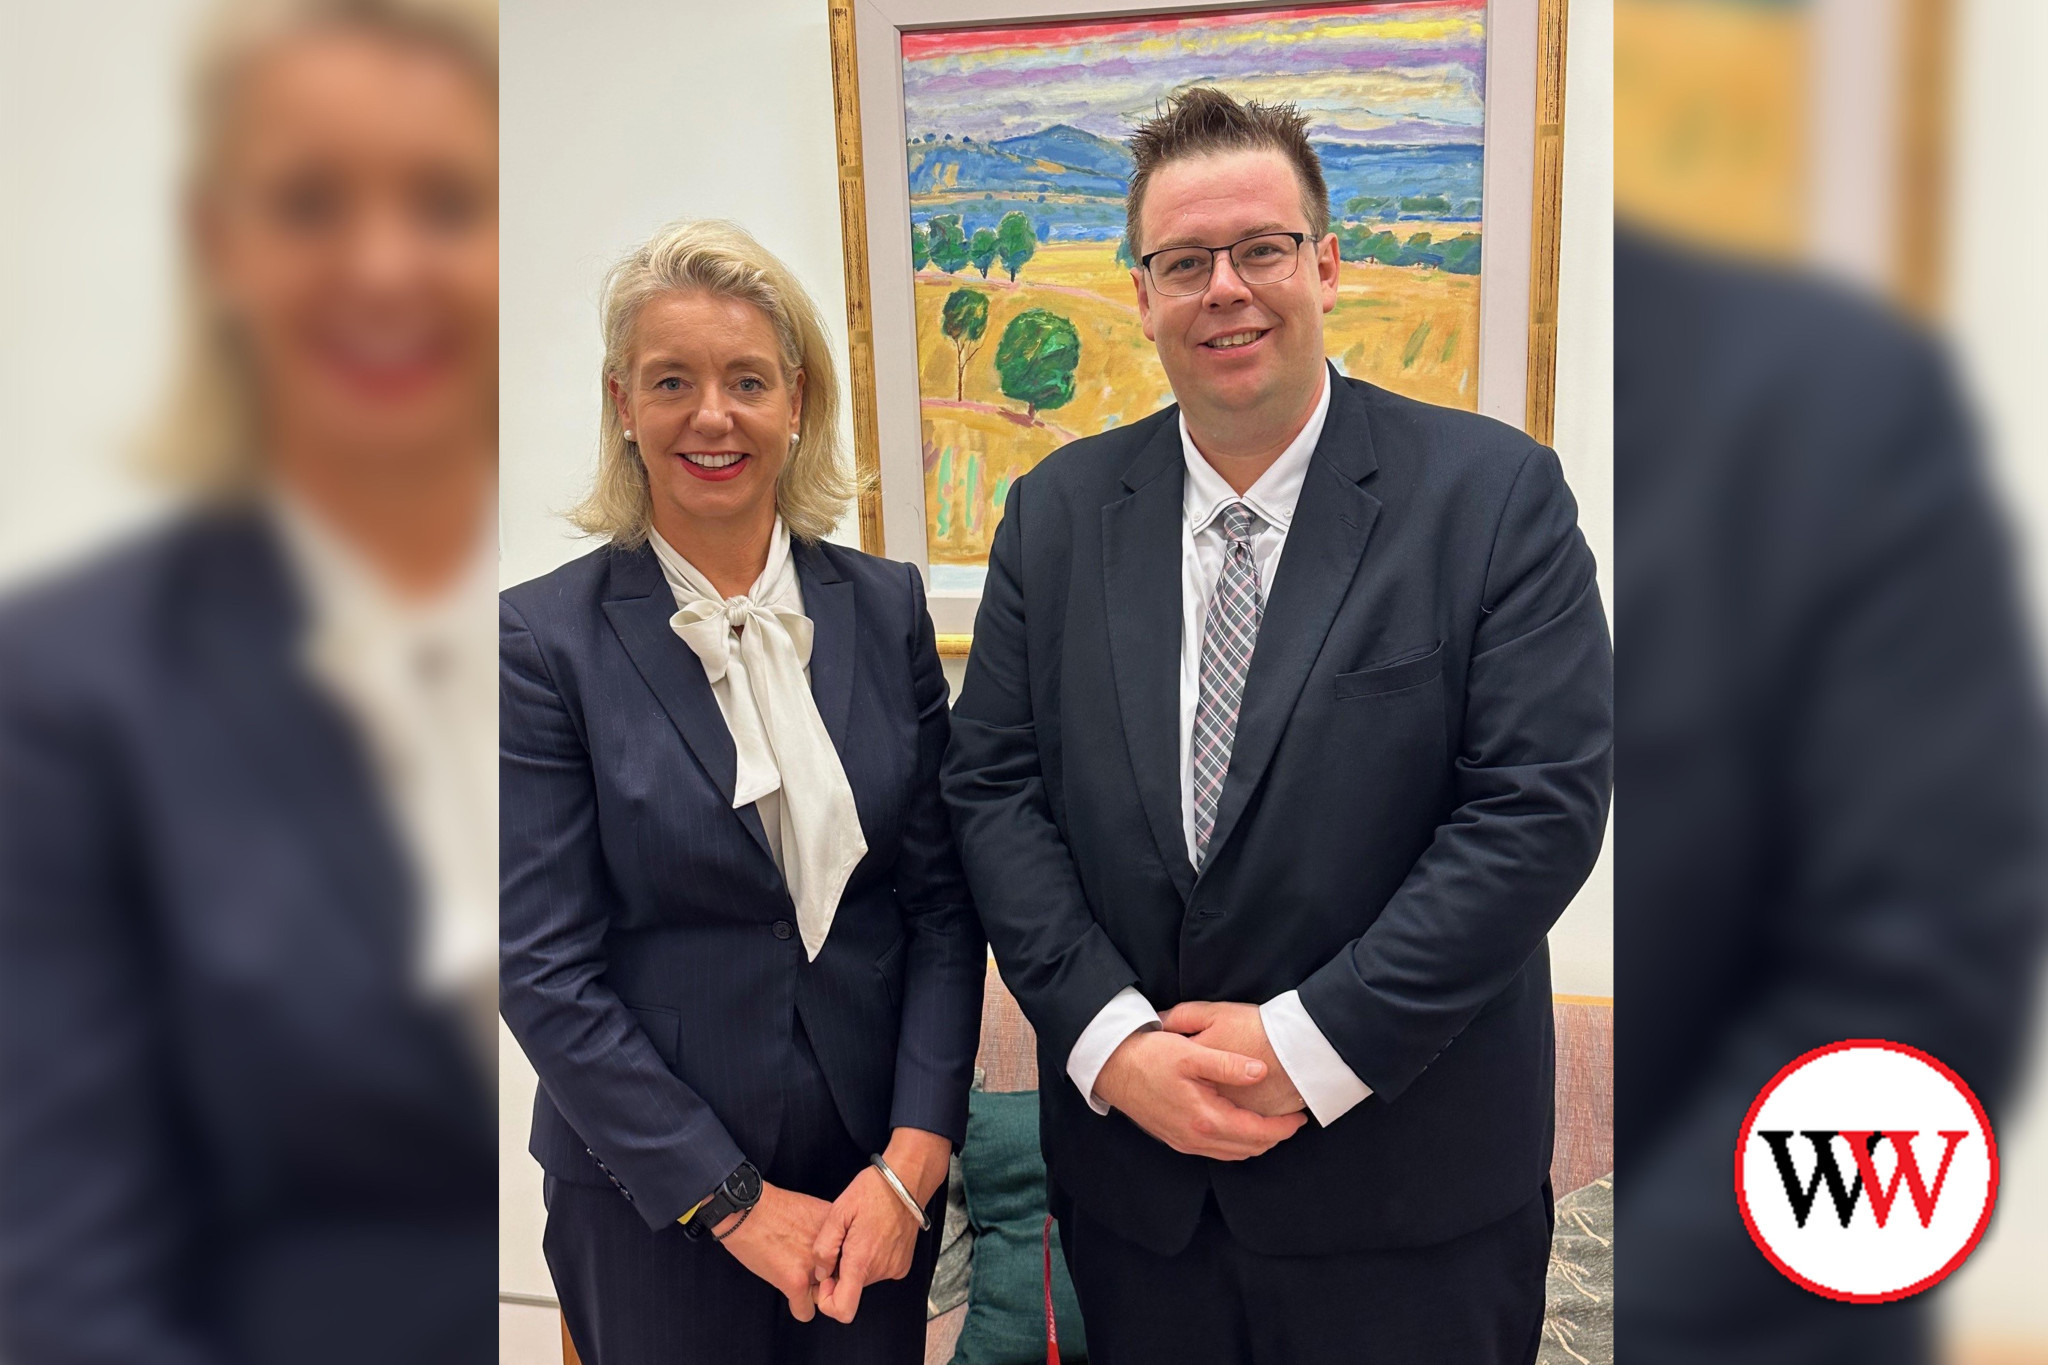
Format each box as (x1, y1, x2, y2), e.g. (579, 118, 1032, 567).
(916, 239, 1480, 565)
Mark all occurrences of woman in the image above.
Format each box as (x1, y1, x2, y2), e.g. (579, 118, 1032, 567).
(0, 1, 498, 1361)
(499, 219, 984, 1364)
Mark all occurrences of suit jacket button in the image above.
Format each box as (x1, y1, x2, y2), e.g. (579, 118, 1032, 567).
(772, 920, 794, 940)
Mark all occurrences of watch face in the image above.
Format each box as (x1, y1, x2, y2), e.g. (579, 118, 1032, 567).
(729, 1163, 762, 1204)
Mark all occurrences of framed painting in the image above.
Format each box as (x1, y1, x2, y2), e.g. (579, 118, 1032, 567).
(828, 0, 1570, 649)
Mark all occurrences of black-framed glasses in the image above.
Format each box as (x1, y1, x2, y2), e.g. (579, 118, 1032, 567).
(1139, 231, 1309, 296)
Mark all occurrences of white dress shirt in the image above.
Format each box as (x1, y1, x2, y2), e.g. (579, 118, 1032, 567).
(1065, 368, 1376, 1127)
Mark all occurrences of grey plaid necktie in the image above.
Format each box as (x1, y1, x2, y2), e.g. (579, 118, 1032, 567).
(1191, 501, 1262, 867)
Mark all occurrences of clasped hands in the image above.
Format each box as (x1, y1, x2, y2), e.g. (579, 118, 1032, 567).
(715, 1002, 1302, 1322)
(1092, 1000, 1310, 1161)
(711, 1127, 949, 1324)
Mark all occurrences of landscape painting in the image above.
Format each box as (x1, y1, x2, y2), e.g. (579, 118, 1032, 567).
(899, 0, 1488, 586)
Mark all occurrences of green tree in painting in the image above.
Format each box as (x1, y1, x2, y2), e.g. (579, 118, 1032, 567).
(1335, 224, 1376, 263)
(1438, 233, 1481, 275)
(969, 227, 998, 278)
(1395, 232, 1440, 268)
(1399, 194, 1452, 215)
(940, 288, 989, 401)
(927, 214, 969, 274)
(910, 221, 930, 271)
(1114, 234, 1135, 269)
(995, 211, 1036, 281)
(994, 308, 1078, 421)
(1367, 230, 1402, 266)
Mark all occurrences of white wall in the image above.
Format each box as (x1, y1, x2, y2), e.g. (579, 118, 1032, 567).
(1550, 0, 1615, 1002)
(1938, 0, 2048, 1347)
(0, 0, 199, 587)
(497, 0, 1618, 1319)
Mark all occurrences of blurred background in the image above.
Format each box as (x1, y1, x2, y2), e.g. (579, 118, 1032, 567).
(1617, 0, 2048, 1360)
(2, 1, 497, 1361)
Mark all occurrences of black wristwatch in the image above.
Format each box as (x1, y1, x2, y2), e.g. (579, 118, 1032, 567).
(681, 1161, 763, 1241)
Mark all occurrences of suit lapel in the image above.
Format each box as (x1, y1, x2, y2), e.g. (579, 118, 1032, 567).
(1103, 416, 1197, 901)
(187, 516, 414, 968)
(181, 513, 483, 1107)
(601, 544, 774, 861)
(1201, 373, 1382, 870)
(793, 538, 856, 759)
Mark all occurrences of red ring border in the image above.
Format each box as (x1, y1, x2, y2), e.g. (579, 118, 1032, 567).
(1733, 1037, 2001, 1304)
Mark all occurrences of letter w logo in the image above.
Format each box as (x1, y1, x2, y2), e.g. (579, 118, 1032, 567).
(1759, 1131, 1970, 1229)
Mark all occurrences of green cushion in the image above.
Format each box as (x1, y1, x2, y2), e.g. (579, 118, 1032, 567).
(950, 1090, 1089, 1364)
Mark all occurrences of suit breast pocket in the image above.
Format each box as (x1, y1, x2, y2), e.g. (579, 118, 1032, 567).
(1333, 640, 1444, 700)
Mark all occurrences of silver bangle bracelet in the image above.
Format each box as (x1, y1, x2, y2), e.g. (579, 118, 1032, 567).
(870, 1153, 933, 1231)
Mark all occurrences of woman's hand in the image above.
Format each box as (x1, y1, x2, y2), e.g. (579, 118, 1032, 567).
(810, 1127, 952, 1323)
(714, 1181, 834, 1320)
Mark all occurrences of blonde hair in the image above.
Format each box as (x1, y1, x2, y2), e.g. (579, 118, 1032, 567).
(142, 0, 497, 495)
(571, 219, 855, 547)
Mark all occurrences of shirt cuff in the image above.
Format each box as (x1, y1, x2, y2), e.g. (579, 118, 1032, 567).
(1066, 986, 1161, 1116)
(1261, 990, 1373, 1127)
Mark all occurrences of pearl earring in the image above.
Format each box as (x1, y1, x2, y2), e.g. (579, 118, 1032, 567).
(789, 431, 800, 446)
(624, 429, 635, 442)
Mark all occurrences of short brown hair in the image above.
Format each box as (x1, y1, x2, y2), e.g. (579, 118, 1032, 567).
(1125, 87, 1329, 259)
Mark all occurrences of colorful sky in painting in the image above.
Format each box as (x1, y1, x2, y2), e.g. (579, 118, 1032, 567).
(900, 1, 1486, 146)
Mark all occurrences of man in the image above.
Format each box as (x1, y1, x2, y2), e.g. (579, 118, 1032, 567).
(942, 88, 1612, 1363)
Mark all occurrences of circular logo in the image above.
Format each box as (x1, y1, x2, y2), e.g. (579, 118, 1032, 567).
(1736, 1040, 1998, 1303)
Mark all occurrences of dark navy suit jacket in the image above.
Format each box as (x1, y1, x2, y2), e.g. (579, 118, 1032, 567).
(943, 370, 1613, 1258)
(499, 537, 984, 1232)
(1617, 234, 2046, 1362)
(0, 512, 494, 1365)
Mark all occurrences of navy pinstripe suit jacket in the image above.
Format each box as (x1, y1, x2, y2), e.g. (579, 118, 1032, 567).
(500, 537, 984, 1231)
(0, 513, 493, 1364)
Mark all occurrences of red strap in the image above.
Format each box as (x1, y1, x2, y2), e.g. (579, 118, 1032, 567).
(1043, 1213, 1060, 1364)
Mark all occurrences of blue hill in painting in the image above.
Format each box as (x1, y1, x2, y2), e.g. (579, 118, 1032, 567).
(905, 136, 1127, 198)
(991, 124, 1134, 180)
(906, 127, 1483, 241)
